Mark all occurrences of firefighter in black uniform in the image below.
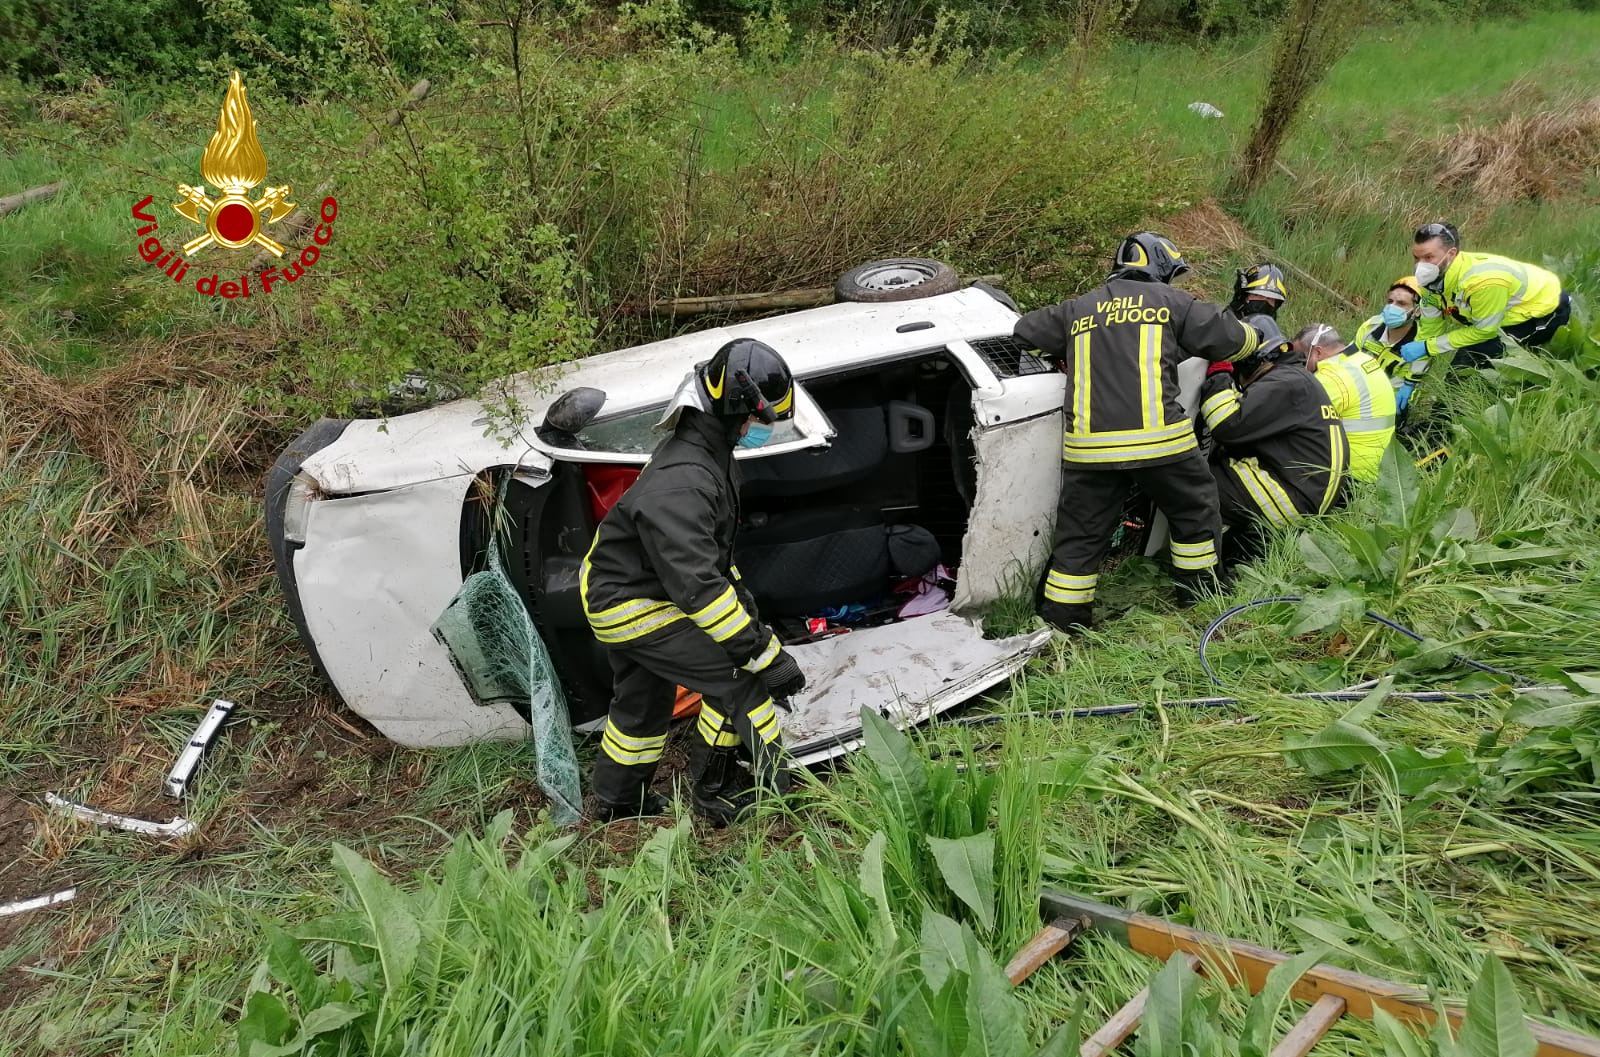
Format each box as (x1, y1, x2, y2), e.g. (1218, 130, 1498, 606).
(1199, 314, 1350, 563)
(580, 338, 808, 823)
(1015, 231, 1262, 633)
(1228, 263, 1289, 320)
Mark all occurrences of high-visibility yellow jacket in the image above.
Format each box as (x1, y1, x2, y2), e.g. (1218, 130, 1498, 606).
(1355, 304, 1446, 384)
(1426, 251, 1563, 356)
(1315, 349, 1396, 483)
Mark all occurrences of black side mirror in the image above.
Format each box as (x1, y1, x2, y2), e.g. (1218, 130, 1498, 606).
(538, 386, 607, 445)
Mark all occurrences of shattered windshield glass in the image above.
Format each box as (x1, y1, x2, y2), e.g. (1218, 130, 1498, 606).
(545, 406, 805, 455)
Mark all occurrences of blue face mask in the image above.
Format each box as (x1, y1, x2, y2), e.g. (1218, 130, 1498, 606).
(737, 422, 773, 449)
(1381, 304, 1411, 329)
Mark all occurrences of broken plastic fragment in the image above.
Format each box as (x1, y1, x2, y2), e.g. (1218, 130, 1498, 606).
(1188, 101, 1224, 118)
(45, 793, 196, 840)
(165, 698, 235, 799)
(0, 888, 77, 917)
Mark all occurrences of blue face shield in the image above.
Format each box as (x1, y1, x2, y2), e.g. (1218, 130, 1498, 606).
(1381, 304, 1411, 329)
(737, 422, 774, 449)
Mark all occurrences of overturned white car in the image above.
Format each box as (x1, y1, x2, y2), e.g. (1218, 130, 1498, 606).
(266, 262, 1205, 764)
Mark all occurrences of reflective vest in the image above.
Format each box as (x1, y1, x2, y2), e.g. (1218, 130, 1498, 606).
(1316, 349, 1396, 483)
(1356, 307, 1446, 385)
(1428, 251, 1564, 355)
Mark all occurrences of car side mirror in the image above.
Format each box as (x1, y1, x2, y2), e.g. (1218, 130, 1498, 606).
(540, 386, 606, 436)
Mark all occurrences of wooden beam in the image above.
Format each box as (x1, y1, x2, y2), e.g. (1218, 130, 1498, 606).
(1269, 994, 1347, 1057)
(0, 181, 61, 217)
(1080, 954, 1203, 1057)
(1040, 890, 1600, 1057)
(1005, 917, 1084, 985)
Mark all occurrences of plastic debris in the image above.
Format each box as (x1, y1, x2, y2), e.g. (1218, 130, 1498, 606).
(165, 698, 235, 798)
(45, 793, 197, 840)
(1188, 101, 1224, 118)
(0, 888, 77, 917)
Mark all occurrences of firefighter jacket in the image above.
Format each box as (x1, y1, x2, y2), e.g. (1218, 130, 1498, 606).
(1315, 348, 1396, 484)
(580, 408, 781, 673)
(1015, 277, 1260, 470)
(1201, 351, 1349, 520)
(1425, 251, 1563, 357)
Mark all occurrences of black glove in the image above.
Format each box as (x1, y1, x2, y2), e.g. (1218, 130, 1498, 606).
(762, 650, 807, 701)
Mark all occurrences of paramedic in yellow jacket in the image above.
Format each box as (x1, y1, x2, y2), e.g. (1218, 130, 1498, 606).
(1404, 222, 1571, 371)
(1351, 277, 1443, 416)
(1295, 323, 1395, 483)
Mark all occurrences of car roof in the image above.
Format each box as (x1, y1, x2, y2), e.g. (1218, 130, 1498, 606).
(302, 287, 1020, 493)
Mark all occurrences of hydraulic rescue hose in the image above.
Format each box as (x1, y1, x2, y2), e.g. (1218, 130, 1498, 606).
(946, 597, 1559, 730)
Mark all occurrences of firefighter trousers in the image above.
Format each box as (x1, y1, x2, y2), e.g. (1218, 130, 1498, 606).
(591, 620, 784, 810)
(1042, 455, 1221, 607)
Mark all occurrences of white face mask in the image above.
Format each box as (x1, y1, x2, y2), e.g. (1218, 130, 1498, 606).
(1414, 260, 1440, 287)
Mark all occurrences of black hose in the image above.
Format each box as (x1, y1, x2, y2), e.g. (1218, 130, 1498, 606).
(1197, 596, 1535, 688)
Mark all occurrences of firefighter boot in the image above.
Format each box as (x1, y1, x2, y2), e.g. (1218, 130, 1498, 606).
(688, 739, 757, 827)
(592, 788, 669, 822)
(1173, 568, 1221, 608)
(1039, 600, 1094, 634)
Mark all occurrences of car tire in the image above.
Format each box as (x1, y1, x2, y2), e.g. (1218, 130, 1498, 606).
(834, 258, 961, 303)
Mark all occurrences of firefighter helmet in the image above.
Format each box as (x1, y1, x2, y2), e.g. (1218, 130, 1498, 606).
(1244, 313, 1292, 362)
(1111, 232, 1188, 283)
(699, 338, 795, 424)
(1232, 264, 1289, 314)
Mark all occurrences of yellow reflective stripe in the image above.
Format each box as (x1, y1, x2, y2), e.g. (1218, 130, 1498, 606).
(589, 598, 674, 629)
(1138, 324, 1163, 429)
(688, 586, 737, 626)
(1235, 459, 1297, 526)
(1229, 323, 1260, 362)
(1071, 331, 1092, 433)
(697, 705, 741, 747)
(1062, 420, 1194, 446)
(730, 565, 742, 581)
(1043, 570, 1097, 604)
(748, 700, 781, 743)
(1201, 389, 1240, 431)
(1168, 537, 1216, 571)
(602, 725, 667, 765)
(592, 607, 686, 644)
(1320, 425, 1345, 513)
(1064, 429, 1197, 464)
(704, 606, 753, 643)
(743, 634, 782, 672)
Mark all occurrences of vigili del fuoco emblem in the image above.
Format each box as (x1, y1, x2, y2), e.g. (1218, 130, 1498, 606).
(175, 70, 296, 257)
(130, 70, 340, 298)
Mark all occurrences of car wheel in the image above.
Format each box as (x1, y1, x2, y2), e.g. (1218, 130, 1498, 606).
(834, 258, 961, 303)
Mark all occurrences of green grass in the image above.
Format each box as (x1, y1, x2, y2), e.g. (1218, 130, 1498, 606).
(4, 8, 1600, 1056)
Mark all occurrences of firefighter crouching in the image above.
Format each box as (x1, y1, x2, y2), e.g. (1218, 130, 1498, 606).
(1015, 231, 1261, 634)
(579, 338, 807, 824)
(1201, 315, 1350, 563)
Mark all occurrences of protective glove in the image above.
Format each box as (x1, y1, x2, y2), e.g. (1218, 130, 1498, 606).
(1395, 382, 1415, 413)
(761, 650, 807, 701)
(1399, 340, 1429, 363)
(1205, 360, 1234, 377)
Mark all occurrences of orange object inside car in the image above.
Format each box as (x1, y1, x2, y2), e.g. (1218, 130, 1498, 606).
(583, 465, 642, 523)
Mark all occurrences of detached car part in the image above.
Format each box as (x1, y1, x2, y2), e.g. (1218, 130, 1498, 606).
(45, 793, 196, 840)
(165, 698, 235, 799)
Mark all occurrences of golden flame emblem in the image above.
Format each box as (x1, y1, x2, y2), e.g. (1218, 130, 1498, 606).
(173, 71, 296, 256)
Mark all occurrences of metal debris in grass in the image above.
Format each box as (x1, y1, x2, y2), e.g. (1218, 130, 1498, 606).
(44, 793, 196, 840)
(0, 888, 77, 918)
(165, 698, 235, 799)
